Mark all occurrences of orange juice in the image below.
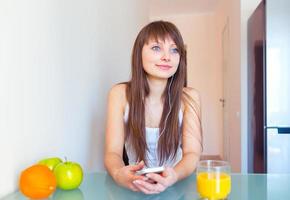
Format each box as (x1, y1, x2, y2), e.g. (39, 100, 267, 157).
(197, 172, 231, 199)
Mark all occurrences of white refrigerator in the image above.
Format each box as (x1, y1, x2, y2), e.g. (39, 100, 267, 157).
(266, 0, 290, 173)
(248, 0, 290, 173)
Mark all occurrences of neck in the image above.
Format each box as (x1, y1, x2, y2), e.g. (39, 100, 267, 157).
(146, 76, 168, 103)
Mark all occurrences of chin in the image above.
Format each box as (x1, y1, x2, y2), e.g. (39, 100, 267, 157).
(149, 73, 175, 80)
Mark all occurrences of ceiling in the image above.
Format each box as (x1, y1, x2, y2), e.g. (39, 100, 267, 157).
(149, 0, 220, 16)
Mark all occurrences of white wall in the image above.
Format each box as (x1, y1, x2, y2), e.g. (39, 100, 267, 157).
(0, 0, 148, 197)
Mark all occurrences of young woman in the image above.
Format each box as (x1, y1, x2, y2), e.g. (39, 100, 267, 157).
(104, 21, 202, 194)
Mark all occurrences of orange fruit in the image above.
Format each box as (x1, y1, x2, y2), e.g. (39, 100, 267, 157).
(19, 164, 57, 199)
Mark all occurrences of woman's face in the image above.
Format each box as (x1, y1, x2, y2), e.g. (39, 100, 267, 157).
(141, 37, 180, 80)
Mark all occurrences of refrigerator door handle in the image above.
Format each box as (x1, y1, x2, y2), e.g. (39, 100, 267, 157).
(278, 127, 290, 134)
(266, 126, 290, 134)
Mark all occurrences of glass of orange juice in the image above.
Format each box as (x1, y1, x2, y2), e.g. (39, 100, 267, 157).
(196, 160, 231, 200)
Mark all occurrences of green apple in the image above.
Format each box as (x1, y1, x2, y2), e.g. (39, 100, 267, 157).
(38, 157, 62, 171)
(53, 161, 83, 190)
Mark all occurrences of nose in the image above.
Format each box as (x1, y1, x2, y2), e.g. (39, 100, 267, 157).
(161, 50, 171, 62)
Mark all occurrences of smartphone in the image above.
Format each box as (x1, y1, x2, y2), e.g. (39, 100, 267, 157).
(136, 166, 165, 175)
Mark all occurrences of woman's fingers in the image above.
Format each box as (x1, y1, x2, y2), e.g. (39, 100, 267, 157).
(129, 183, 140, 192)
(130, 167, 176, 194)
(133, 180, 159, 194)
(132, 174, 148, 181)
(129, 160, 144, 171)
(133, 179, 166, 194)
(133, 182, 153, 194)
(145, 173, 167, 186)
(155, 183, 166, 192)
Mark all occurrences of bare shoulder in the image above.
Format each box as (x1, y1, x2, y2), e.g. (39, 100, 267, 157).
(108, 83, 127, 107)
(181, 87, 201, 111)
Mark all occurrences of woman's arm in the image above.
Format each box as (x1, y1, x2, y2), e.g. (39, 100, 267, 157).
(174, 87, 202, 181)
(104, 84, 145, 191)
(104, 84, 126, 177)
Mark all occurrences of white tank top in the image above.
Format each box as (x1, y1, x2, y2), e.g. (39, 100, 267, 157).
(123, 104, 183, 168)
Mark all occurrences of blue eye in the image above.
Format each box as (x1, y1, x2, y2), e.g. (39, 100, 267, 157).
(170, 48, 179, 54)
(152, 46, 161, 51)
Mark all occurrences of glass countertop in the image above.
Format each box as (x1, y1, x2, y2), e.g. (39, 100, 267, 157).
(2, 172, 290, 200)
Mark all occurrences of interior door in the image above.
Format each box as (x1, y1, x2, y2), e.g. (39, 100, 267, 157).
(221, 18, 230, 161)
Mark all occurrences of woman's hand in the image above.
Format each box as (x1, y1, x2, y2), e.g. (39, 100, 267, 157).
(113, 161, 147, 192)
(132, 167, 178, 194)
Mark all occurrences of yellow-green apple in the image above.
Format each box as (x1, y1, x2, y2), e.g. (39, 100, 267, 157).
(38, 157, 62, 171)
(53, 161, 83, 190)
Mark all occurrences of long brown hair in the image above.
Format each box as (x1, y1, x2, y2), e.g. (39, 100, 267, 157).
(126, 21, 187, 166)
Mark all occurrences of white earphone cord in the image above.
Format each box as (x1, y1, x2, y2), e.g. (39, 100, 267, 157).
(153, 76, 174, 166)
(156, 75, 174, 157)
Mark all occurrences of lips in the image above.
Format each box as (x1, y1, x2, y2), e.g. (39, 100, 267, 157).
(155, 64, 172, 70)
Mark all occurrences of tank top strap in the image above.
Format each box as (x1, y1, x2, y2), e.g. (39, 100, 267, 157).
(123, 104, 129, 122)
(178, 108, 183, 126)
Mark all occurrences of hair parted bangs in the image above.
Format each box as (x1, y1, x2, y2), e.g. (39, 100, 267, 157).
(141, 21, 186, 60)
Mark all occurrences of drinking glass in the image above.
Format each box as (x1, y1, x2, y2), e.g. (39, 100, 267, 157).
(196, 160, 231, 200)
